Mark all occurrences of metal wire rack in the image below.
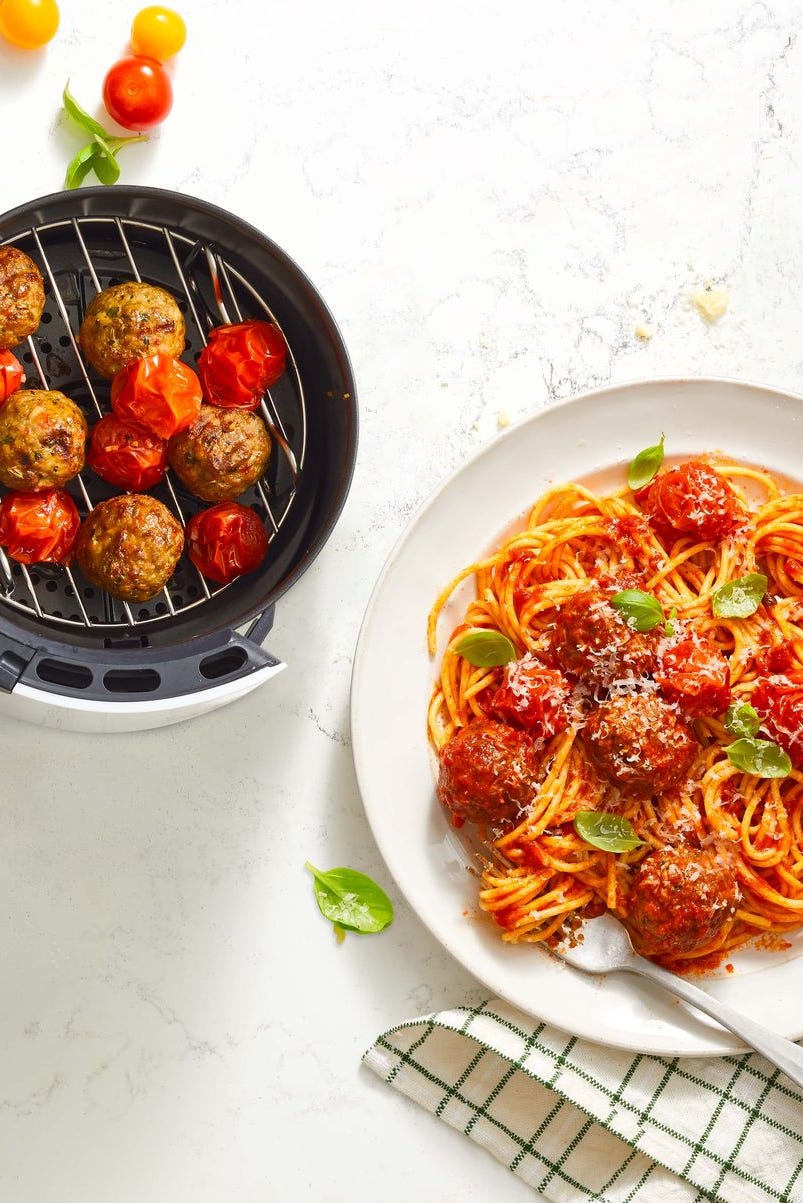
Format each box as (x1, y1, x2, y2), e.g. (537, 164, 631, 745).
(0, 215, 307, 632)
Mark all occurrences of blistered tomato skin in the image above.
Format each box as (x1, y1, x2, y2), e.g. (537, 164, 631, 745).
(0, 0, 59, 48)
(636, 461, 744, 541)
(490, 655, 571, 738)
(656, 637, 731, 718)
(199, 321, 287, 410)
(753, 676, 803, 767)
(0, 351, 24, 404)
(185, 503, 269, 584)
(0, 489, 80, 564)
(88, 414, 168, 491)
(111, 354, 202, 440)
(103, 55, 173, 132)
(437, 719, 539, 827)
(131, 6, 186, 59)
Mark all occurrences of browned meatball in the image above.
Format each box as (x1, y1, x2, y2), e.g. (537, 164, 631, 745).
(78, 282, 185, 379)
(167, 406, 271, 502)
(75, 494, 184, 602)
(438, 719, 539, 826)
(0, 390, 87, 490)
(583, 693, 697, 795)
(0, 246, 45, 349)
(554, 586, 658, 684)
(628, 844, 740, 958)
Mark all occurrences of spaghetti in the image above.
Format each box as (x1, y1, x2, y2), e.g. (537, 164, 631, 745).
(427, 456, 803, 970)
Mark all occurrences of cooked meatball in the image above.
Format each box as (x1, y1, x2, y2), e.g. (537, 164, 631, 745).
(0, 389, 87, 490)
(554, 586, 658, 684)
(583, 693, 697, 795)
(75, 494, 184, 602)
(167, 406, 271, 502)
(438, 719, 539, 826)
(78, 282, 185, 379)
(0, 246, 45, 349)
(628, 844, 739, 958)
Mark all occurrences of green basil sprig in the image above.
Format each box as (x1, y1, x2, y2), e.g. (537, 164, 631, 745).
(711, 573, 767, 619)
(63, 83, 148, 189)
(305, 862, 393, 940)
(725, 738, 791, 778)
(610, 589, 664, 632)
(574, 811, 645, 853)
(724, 701, 761, 739)
(627, 434, 665, 491)
(664, 605, 678, 636)
(454, 629, 516, 667)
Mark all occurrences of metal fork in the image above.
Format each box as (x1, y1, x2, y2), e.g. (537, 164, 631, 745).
(551, 912, 803, 1089)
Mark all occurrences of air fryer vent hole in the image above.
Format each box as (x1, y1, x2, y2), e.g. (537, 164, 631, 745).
(36, 658, 93, 689)
(103, 668, 161, 693)
(199, 647, 249, 679)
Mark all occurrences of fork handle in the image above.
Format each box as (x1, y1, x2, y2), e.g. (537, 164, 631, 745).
(624, 959, 803, 1090)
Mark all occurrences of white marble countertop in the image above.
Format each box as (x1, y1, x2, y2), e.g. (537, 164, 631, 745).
(2, 1, 803, 1198)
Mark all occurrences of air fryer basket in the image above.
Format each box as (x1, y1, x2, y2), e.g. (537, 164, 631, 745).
(0, 187, 357, 701)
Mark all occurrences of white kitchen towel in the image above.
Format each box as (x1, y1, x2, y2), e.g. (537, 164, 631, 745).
(364, 998, 803, 1202)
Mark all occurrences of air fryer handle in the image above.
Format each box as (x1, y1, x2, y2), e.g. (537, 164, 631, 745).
(1, 607, 284, 702)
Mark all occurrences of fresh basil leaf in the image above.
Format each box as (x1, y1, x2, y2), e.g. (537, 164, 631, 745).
(454, 629, 516, 667)
(64, 143, 101, 190)
(305, 862, 393, 935)
(63, 82, 109, 140)
(725, 738, 792, 778)
(724, 701, 761, 739)
(627, 434, 665, 491)
(92, 135, 121, 186)
(712, 573, 767, 619)
(610, 589, 664, 632)
(664, 606, 678, 636)
(573, 811, 645, 853)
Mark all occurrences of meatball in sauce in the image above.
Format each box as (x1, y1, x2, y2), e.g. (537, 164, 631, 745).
(438, 719, 539, 827)
(583, 693, 697, 796)
(554, 586, 658, 686)
(627, 844, 740, 959)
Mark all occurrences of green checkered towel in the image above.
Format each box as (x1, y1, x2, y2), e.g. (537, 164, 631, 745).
(364, 998, 803, 1202)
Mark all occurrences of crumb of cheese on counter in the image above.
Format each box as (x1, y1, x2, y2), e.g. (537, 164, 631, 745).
(497, 410, 511, 429)
(634, 321, 654, 340)
(692, 286, 729, 322)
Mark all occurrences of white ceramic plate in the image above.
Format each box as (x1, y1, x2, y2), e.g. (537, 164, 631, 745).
(351, 379, 803, 1055)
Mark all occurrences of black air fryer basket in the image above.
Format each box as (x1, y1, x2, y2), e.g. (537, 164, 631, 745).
(0, 187, 357, 702)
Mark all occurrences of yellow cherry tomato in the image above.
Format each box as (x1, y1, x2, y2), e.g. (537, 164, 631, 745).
(131, 6, 185, 60)
(0, 0, 60, 48)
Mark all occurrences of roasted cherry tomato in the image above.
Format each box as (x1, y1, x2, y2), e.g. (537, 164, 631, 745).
(0, 351, 24, 404)
(185, 502, 269, 584)
(0, 0, 59, 48)
(490, 655, 571, 738)
(753, 676, 803, 767)
(656, 637, 731, 718)
(198, 321, 287, 410)
(131, 6, 186, 59)
(636, 461, 744, 541)
(102, 55, 173, 132)
(111, 354, 201, 440)
(87, 413, 168, 491)
(0, 489, 79, 564)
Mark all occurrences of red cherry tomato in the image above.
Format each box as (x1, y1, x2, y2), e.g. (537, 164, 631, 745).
(198, 320, 287, 410)
(102, 55, 173, 132)
(87, 413, 168, 491)
(636, 461, 744, 541)
(111, 354, 201, 440)
(0, 489, 80, 564)
(185, 502, 268, 584)
(656, 638, 731, 718)
(0, 351, 24, 405)
(753, 676, 803, 767)
(490, 655, 571, 737)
